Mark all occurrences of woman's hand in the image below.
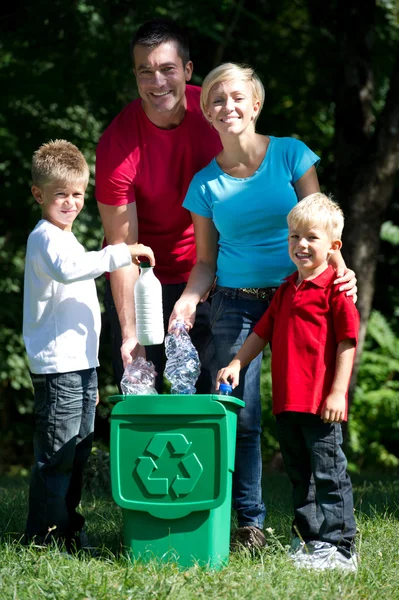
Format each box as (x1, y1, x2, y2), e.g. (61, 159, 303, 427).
(168, 298, 198, 332)
(334, 268, 357, 303)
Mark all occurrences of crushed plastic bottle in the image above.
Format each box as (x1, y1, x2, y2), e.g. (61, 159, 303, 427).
(164, 321, 201, 394)
(120, 357, 158, 395)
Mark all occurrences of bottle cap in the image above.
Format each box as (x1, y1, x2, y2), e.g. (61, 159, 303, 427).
(219, 383, 232, 394)
(139, 261, 152, 268)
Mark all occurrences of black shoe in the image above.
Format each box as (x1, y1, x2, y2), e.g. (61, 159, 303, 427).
(67, 530, 99, 557)
(231, 526, 267, 551)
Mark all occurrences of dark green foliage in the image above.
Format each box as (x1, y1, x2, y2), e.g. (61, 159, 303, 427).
(349, 310, 399, 470)
(0, 0, 399, 470)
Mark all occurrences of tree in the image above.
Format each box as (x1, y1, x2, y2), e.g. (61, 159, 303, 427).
(333, 0, 399, 390)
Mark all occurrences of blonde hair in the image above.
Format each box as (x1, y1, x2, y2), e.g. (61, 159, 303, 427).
(200, 62, 265, 124)
(287, 193, 344, 240)
(32, 139, 90, 188)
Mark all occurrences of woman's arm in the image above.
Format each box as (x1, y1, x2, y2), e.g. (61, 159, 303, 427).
(293, 165, 320, 200)
(168, 212, 219, 331)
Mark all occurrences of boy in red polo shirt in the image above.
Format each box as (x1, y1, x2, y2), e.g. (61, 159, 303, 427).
(217, 193, 359, 572)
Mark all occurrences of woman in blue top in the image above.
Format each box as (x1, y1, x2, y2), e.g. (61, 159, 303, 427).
(169, 63, 356, 550)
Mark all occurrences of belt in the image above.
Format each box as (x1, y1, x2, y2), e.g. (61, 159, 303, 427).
(216, 286, 277, 302)
(239, 287, 277, 301)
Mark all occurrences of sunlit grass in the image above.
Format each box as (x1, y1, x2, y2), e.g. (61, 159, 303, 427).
(1, 473, 399, 599)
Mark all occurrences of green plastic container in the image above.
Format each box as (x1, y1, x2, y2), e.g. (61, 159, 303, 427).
(109, 393, 244, 569)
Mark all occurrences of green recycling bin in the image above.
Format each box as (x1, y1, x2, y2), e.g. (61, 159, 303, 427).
(109, 393, 244, 569)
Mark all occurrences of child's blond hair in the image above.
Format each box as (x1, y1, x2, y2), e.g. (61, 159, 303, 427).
(287, 192, 344, 240)
(200, 62, 265, 124)
(32, 139, 90, 188)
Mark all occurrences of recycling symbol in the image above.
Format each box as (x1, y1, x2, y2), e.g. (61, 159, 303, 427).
(136, 433, 203, 497)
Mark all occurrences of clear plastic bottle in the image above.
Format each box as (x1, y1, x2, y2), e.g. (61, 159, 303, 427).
(164, 321, 201, 394)
(218, 383, 232, 395)
(120, 357, 158, 395)
(134, 261, 164, 346)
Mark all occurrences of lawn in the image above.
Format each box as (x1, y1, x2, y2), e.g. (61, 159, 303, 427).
(1, 472, 399, 599)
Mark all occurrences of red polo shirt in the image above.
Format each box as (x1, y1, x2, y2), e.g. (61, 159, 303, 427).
(253, 265, 359, 419)
(95, 85, 222, 284)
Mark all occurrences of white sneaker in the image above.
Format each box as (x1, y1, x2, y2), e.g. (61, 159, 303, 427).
(293, 541, 358, 572)
(290, 538, 318, 567)
(332, 550, 358, 572)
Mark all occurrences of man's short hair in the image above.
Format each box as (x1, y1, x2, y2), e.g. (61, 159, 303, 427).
(200, 63, 265, 124)
(32, 140, 90, 188)
(287, 192, 345, 240)
(131, 18, 190, 67)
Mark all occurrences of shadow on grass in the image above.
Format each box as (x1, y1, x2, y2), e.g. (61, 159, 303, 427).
(1, 470, 399, 557)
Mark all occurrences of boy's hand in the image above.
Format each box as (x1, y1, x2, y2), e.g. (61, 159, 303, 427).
(216, 360, 240, 390)
(96, 390, 100, 406)
(320, 391, 346, 423)
(128, 243, 155, 266)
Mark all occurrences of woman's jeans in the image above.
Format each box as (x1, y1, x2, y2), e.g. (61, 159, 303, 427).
(276, 412, 357, 557)
(211, 286, 274, 530)
(26, 369, 97, 544)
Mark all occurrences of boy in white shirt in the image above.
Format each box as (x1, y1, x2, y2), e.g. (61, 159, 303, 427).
(23, 139, 154, 552)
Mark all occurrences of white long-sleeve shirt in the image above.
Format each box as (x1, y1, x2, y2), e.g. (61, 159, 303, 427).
(23, 219, 132, 374)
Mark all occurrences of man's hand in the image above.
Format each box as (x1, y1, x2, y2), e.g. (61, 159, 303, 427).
(216, 361, 241, 390)
(334, 268, 357, 303)
(320, 391, 346, 423)
(121, 336, 146, 369)
(96, 389, 100, 406)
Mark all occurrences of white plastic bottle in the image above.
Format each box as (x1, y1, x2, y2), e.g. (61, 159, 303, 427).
(134, 261, 164, 346)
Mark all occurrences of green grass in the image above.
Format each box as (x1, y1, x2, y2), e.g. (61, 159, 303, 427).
(1, 473, 399, 599)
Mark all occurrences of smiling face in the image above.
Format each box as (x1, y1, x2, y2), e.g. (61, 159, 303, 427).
(206, 78, 260, 137)
(31, 179, 86, 231)
(288, 223, 342, 280)
(133, 41, 193, 128)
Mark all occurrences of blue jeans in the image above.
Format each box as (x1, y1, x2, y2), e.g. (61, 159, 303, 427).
(210, 286, 275, 529)
(104, 280, 215, 394)
(276, 412, 356, 557)
(26, 369, 97, 544)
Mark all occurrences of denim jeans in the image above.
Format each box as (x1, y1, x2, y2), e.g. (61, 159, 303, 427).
(275, 412, 356, 557)
(210, 286, 274, 529)
(104, 280, 215, 394)
(26, 369, 97, 544)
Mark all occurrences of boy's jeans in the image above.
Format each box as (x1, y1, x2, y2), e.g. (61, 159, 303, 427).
(275, 411, 357, 558)
(26, 368, 97, 544)
(210, 287, 274, 530)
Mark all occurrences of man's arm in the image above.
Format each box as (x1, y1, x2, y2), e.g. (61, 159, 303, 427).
(320, 339, 356, 423)
(97, 201, 144, 366)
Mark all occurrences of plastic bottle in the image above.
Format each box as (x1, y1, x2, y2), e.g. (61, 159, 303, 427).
(134, 261, 164, 346)
(218, 383, 232, 395)
(164, 321, 201, 394)
(120, 357, 158, 395)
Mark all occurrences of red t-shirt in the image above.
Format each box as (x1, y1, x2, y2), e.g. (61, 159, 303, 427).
(95, 85, 222, 284)
(253, 266, 360, 420)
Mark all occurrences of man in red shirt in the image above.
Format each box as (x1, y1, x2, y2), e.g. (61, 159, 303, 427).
(217, 193, 359, 571)
(96, 18, 222, 390)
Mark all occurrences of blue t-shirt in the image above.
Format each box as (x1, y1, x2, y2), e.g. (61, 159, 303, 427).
(183, 136, 320, 288)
